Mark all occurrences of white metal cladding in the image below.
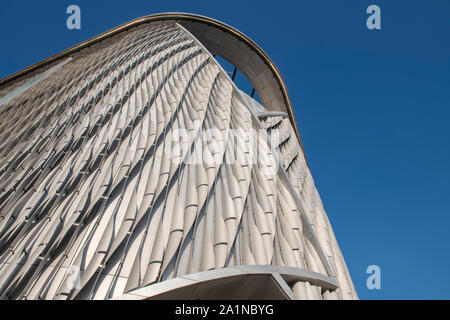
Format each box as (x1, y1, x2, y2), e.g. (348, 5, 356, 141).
(0, 21, 357, 300)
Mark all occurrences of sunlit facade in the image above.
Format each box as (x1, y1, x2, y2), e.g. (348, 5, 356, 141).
(0, 13, 357, 300)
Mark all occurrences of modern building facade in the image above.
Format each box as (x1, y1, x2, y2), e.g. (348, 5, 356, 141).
(0, 13, 357, 300)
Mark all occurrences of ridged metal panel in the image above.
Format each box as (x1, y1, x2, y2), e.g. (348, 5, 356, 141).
(0, 21, 357, 300)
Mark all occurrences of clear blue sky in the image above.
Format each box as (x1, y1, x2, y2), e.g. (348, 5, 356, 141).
(1, 0, 449, 300)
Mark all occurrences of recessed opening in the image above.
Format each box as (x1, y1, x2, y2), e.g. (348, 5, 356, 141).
(213, 55, 261, 104)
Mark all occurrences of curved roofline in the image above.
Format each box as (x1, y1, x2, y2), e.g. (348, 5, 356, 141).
(0, 12, 306, 157)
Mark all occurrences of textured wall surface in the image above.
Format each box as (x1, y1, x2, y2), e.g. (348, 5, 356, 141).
(0, 20, 357, 300)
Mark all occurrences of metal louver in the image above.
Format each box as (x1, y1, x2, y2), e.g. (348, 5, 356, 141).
(0, 15, 357, 300)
